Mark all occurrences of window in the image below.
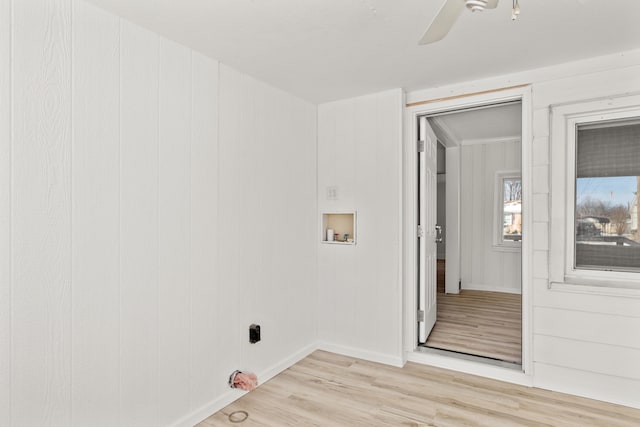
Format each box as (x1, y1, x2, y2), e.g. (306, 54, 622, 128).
(575, 119, 640, 272)
(495, 171, 522, 249)
(549, 93, 640, 290)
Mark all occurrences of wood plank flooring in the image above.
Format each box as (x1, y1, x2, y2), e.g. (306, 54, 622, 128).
(198, 350, 640, 426)
(424, 261, 521, 364)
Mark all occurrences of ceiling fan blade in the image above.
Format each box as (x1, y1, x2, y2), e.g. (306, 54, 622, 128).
(418, 0, 465, 45)
(485, 0, 499, 9)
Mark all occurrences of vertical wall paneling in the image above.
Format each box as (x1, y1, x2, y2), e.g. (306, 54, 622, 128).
(158, 38, 191, 425)
(190, 52, 220, 409)
(0, 0, 11, 424)
(214, 64, 319, 404)
(319, 99, 358, 346)
(119, 21, 159, 427)
(279, 91, 318, 359)
(11, 0, 72, 425)
(237, 82, 319, 373)
(316, 105, 336, 341)
(5, 3, 320, 423)
(236, 74, 255, 371)
(71, 1, 120, 425)
(317, 89, 403, 364)
(460, 140, 521, 293)
(378, 92, 402, 355)
(531, 64, 640, 407)
(408, 55, 640, 407)
(216, 64, 243, 397)
(336, 99, 357, 345)
(354, 95, 378, 349)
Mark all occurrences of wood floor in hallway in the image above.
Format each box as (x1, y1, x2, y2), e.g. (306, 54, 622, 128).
(423, 260, 522, 364)
(198, 350, 640, 426)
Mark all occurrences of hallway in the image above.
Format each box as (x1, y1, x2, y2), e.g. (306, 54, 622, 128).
(423, 261, 522, 364)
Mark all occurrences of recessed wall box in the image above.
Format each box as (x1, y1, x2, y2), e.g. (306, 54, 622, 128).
(321, 212, 356, 245)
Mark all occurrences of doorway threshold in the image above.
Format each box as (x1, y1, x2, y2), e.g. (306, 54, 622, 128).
(417, 345, 522, 371)
(408, 346, 531, 387)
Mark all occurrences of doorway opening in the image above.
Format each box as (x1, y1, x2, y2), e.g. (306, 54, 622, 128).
(417, 100, 523, 367)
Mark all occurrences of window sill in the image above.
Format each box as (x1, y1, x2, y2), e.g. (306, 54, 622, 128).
(549, 278, 640, 298)
(492, 244, 522, 253)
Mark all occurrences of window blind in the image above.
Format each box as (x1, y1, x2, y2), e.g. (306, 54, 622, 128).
(576, 121, 640, 178)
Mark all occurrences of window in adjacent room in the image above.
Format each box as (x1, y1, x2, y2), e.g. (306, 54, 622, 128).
(495, 171, 522, 249)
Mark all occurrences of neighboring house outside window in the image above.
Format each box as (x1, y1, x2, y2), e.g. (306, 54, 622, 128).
(575, 121, 640, 272)
(549, 94, 640, 290)
(495, 171, 522, 250)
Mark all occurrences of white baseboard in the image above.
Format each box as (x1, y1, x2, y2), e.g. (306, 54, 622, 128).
(166, 343, 640, 426)
(258, 342, 319, 385)
(170, 389, 241, 427)
(171, 342, 318, 427)
(317, 342, 404, 368)
(462, 282, 521, 294)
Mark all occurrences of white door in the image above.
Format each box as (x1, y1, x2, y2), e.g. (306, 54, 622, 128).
(418, 116, 438, 343)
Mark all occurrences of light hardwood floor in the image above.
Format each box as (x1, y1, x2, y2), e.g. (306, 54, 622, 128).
(199, 350, 640, 426)
(424, 261, 522, 364)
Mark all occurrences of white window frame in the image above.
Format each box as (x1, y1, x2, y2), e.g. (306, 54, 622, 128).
(494, 170, 522, 251)
(549, 92, 640, 291)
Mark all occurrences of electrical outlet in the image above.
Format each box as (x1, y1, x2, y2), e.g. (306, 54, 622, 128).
(249, 324, 261, 343)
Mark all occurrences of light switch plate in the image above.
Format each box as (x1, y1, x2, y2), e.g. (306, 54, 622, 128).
(326, 186, 338, 200)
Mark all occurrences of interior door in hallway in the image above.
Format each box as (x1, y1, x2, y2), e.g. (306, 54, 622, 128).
(418, 116, 438, 344)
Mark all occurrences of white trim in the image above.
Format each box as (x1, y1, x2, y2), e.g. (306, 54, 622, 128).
(549, 91, 640, 289)
(406, 49, 640, 105)
(317, 342, 405, 368)
(549, 281, 640, 298)
(406, 351, 532, 387)
(462, 282, 522, 294)
(173, 343, 318, 427)
(396, 89, 407, 364)
(444, 146, 461, 295)
(462, 136, 521, 146)
(429, 116, 461, 147)
(403, 99, 419, 358)
(170, 389, 239, 427)
(403, 84, 534, 378)
(491, 245, 521, 253)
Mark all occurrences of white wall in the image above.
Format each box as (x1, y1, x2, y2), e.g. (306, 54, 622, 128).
(408, 49, 640, 409)
(460, 140, 521, 293)
(530, 58, 640, 410)
(3, 0, 640, 421)
(0, 1, 317, 426)
(317, 89, 404, 366)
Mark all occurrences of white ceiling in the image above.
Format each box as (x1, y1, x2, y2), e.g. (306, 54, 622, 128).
(429, 102, 522, 146)
(85, 0, 640, 104)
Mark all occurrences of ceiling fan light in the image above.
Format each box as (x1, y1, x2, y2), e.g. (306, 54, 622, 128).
(512, 0, 521, 20)
(466, 0, 488, 12)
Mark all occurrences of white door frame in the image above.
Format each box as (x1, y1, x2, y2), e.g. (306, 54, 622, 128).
(444, 144, 461, 295)
(402, 85, 533, 383)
